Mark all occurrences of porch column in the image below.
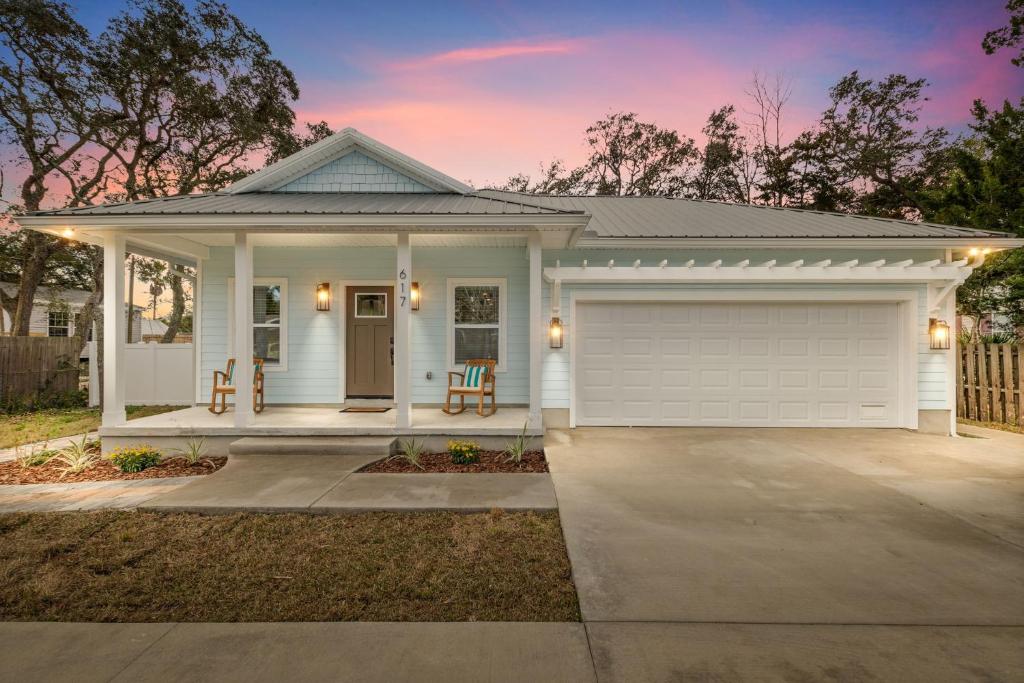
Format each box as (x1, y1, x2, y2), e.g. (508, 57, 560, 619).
(233, 231, 254, 427)
(102, 233, 127, 426)
(528, 231, 543, 429)
(395, 232, 412, 428)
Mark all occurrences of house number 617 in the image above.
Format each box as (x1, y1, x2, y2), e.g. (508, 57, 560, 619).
(399, 269, 407, 307)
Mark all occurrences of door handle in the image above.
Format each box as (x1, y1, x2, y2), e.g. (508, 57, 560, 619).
(390, 337, 394, 366)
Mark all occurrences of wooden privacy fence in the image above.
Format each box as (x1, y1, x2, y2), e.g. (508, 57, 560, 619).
(958, 343, 1023, 426)
(0, 337, 80, 402)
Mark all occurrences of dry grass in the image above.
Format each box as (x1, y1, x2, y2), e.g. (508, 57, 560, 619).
(0, 405, 180, 449)
(0, 510, 580, 622)
(958, 419, 1024, 435)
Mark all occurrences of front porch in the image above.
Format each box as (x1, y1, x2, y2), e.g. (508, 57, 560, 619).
(99, 405, 538, 455)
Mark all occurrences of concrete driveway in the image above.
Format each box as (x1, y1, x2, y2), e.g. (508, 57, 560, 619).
(547, 426, 1024, 681)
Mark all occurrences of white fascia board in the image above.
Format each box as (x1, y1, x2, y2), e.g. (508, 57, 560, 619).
(16, 214, 588, 230)
(574, 237, 1024, 249)
(543, 264, 974, 284)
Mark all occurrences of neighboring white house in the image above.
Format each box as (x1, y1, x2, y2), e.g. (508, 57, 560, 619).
(17, 128, 1023, 450)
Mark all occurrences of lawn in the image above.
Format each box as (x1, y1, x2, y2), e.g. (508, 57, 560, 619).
(0, 510, 580, 622)
(0, 405, 181, 449)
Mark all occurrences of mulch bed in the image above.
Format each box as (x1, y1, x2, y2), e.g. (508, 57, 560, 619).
(0, 457, 227, 485)
(360, 450, 548, 473)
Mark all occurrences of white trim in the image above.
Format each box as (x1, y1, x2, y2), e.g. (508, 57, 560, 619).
(225, 128, 474, 195)
(193, 260, 203, 405)
(227, 277, 289, 372)
(568, 289, 919, 431)
(528, 232, 543, 429)
(353, 292, 389, 318)
(545, 260, 975, 285)
(17, 215, 590, 230)
(337, 279, 395, 403)
(447, 277, 508, 373)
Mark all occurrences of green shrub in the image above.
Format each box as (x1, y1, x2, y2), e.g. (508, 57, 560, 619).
(447, 439, 480, 465)
(16, 444, 58, 468)
(503, 422, 530, 464)
(52, 438, 99, 477)
(109, 445, 162, 473)
(387, 438, 425, 469)
(1, 389, 88, 415)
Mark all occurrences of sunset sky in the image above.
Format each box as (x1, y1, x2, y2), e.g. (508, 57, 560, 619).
(66, 0, 1024, 188)
(6, 0, 1023, 313)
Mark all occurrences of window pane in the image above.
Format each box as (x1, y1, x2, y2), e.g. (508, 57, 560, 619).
(253, 285, 281, 324)
(48, 311, 69, 337)
(355, 293, 387, 317)
(454, 327, 498, 363)
(254, 327, 281, 364)
(454, 286, 498, 324)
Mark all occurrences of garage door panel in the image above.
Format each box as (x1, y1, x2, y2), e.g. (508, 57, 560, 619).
(576, 302, 900, 428)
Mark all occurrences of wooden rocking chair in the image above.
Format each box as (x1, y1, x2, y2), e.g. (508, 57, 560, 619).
(443, 358, 497, 417)
(209, 357, 266, 415)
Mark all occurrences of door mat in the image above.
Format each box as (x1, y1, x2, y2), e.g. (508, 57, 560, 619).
(340, 407, 392, 413)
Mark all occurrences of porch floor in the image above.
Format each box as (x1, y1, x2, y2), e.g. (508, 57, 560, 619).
(98, 406, 537, 438)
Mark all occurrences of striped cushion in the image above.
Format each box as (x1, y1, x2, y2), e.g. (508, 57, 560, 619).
(464, 365, 486, 388)
(226, 362, 234, 385)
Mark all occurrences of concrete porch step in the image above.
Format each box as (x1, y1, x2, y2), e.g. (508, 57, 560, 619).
(228, 436, 396, 457)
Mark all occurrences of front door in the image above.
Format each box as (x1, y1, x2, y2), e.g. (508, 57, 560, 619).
(346, 286, 394, 397)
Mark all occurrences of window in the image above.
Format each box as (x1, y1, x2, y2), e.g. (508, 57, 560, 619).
(47, 310, 69, 337)
(447, 278, 506, 370)
(228, 278, 288, 371)
(355, 293, 387, 318)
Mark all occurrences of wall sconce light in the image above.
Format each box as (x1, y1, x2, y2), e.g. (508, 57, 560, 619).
(61, 227, 75, 239)
(929, 318, 950, 350)
(549, 316, 563, 348)
(410, 282, 421, 311)
(316, 282, 330, 311)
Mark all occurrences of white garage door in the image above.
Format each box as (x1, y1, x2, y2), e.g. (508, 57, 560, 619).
(575, 302, 901, 427)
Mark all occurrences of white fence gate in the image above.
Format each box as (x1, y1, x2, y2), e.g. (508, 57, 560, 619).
(88, 342, 194, 406)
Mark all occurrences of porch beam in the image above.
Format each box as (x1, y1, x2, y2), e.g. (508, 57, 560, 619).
(543, 262, 976, 284)
(233, 232, 255, 427)
(395, 232, 412, 428)
(528, 231, 543, 430)
(102, 233, 127, 426)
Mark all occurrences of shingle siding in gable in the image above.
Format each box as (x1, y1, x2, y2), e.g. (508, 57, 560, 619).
(275, 151, 434, 193)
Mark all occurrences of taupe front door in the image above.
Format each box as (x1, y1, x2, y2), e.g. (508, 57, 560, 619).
(346, 286, 395, 397)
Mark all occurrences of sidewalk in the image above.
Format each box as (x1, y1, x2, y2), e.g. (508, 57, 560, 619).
(0, 431, 96, 463)
(0, 476, 194, 512)
(140, 454, 557, 513)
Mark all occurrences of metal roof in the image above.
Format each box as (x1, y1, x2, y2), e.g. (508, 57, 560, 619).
(477, 190, 1013, 239)
(31, 192, 579, 217)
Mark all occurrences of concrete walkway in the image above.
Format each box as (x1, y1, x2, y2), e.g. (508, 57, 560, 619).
(0, 476, 194, 512)
(0, 431, 95, 462)
(139, 454, 557, 512)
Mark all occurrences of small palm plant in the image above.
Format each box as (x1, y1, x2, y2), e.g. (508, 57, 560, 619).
(386, 437, 426, 470)
(52, 435, 99, 478)
(16, 443, 56, 468)
(503, 421, 530, 464)
(174, 437, 211, 467)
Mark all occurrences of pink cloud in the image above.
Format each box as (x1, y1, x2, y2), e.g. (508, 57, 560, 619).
(390, 39, 581, 70)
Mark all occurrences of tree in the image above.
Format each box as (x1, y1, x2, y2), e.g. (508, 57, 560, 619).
(809, 72, 950, 218)
(746, 72, 796, 206)
(983, 0, 1024, 67)
(267, 120, 334, 164)
(583, 112, 697, 196)
(502, 160, 588, 194)
(0, 0, 120, 337)
(689, 106, 744, 201)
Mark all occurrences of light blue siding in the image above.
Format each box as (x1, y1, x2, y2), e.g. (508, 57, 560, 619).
(200, 246, 528, 405)
(276, 151, 433, 193)
(201, 244, 953, 415)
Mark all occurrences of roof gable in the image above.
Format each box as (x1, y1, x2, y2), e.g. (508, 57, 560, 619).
(275, 150, 434, 193)
(227, 127, 472, 194)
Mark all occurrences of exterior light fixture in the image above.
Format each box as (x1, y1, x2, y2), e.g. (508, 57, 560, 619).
(549, 316, 563, 348)
(929, 318, 950, 350)
(316, 282, 330, 311)
(61, 227, 75, 239)
(410, 282, 421, 311)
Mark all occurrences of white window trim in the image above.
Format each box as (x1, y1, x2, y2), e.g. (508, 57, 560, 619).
(447, 277, 507, 372)
(228, 277, 288, 372)
(47, 310, 70, 337)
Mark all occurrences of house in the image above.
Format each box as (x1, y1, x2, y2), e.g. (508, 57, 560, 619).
(16, 128, 1023, 453)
